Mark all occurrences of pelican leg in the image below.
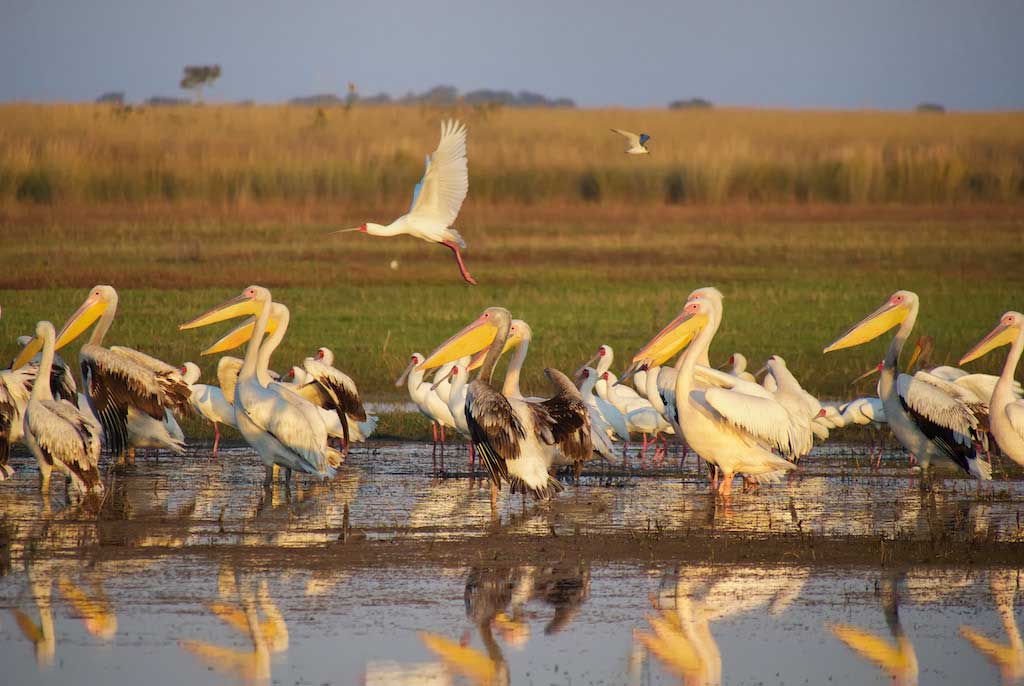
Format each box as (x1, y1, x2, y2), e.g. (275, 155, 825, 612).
(431, 423, 438, 475)
(441, 240, 478, 285)
(127, 447, 136, 465)
(468, 441, 475, 473)
(710, 464, 719, 491)
(490, 481, 498, 514)
(284, 467, 293, 486)
(263, 465, 274, 488)
(439, 425, 446, 474)
(718, 471, 734, 496)
(212, 422, 221, 458)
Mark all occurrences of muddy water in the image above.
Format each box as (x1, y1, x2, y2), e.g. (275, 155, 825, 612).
(0, 442, 1022, 685)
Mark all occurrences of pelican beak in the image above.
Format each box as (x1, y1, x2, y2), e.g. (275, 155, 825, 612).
(180, 293, 261, 330)
(201, 315, 279, 356)
(11, 336, 43, 369)
(430, 367, 456, 391)
(960, 321, 1018, 365)
(575, 352, 600, 377)
(418, 313, 499, 371)
(395, 360, 415, 387)
(905, 338, 923, 370)
(632, 309, 708, 369)
(54, 294, 108, 350)
(852, 362, 883, 384)
(824, 299, 910, 353)
(466, 348, 489, 372)
(755, 366, 768, 379)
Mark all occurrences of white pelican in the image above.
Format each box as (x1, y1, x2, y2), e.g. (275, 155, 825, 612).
(759, 355, 820, 454)
(335, 120, 475, 284)
(290, 349, 368, 455)
(824, 290, 991, 480)
(21, 285, 192, 461)
(179, 362, 236, 457)
(417, 307, 591, 502)
(180, 286, 334, 486)
(395, 354, 457, 455)
(610, 128, 650, 155)
(19, 321, 103, 495)
(1, 363, 33, 480)
(631, 295, 796, 495)
(960, 311, 1024, 467)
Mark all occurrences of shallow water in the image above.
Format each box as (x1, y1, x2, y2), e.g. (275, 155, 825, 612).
(1, 442, 1022, 685)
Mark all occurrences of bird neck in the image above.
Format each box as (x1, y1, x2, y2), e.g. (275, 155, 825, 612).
(677, 315, 718, 412)
(241, 298, 271, 381)
(478, 318, 513, 385)
(90, 301, 117, 346)
(996, 330, 1024, 398)
(256, 309, 289, 385)
(31, 329, 56, 403)
(366, 221, 404, 238)
(502, 339, 530, 398)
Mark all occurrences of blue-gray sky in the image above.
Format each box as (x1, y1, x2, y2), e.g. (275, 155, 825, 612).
(2, 0, 1022, 109)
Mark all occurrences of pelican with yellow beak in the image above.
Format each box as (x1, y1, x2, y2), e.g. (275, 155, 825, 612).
(960, 311, 1024, 467)
(14, 285, 192, 461)
(631, 295, 795, 495)
(180, 287, 334, 486)
(824, 291, 991, 480)
(418, 307, 591, 503)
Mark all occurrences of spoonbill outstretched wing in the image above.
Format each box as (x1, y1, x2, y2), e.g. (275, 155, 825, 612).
(610, 128, 650, 155)
(336, 120, 475, 284)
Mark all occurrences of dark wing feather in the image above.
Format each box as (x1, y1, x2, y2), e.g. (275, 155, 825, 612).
(302, 360, 367, 422)
(82, 358, 131, 456)
(466, 380, 525, 487)
(899, 393, 978, 475)
(536, 368, 592, 463)
(0, 395, 12, 467)
(31, 400, 102, 490)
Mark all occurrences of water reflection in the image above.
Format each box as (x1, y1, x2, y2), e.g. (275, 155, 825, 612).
(12, 565, 55, 669)
(960, 569, 1024, 684)
(178, 566, 289, 683)
(829, 574, 918, 686)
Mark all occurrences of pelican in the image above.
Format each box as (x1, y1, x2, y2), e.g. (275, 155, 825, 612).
(824, 291, 991, 481)
(610, 128, 650, 155)
(179, 362, 236, 457)
(759, 355, 819, 454)
(335, 120, 475, 284)
(291, 348, 368, 456)
(1, 330, 34, 478)
(18, 321, 103, 495)
(631, 295, 796, 495)
(20, 285, 192, 461)
(417, 307, 591, 502)
(180, 286, 334, 486)
(960, 311, 1024, 467)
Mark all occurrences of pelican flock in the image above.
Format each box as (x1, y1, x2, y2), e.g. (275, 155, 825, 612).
(0, 118, 1021, 516)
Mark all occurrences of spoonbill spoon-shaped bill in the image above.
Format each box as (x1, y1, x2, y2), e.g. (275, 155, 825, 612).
(610, 128, 650, 154)
(335, 120, 475, 284)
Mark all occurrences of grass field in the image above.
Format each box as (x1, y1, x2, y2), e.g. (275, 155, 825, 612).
(1, 104, 1023, 207)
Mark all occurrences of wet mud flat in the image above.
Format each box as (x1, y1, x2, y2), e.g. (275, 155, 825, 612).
(1, 442, 1023, 685)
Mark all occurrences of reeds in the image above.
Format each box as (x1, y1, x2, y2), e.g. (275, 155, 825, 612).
(1, 104, 1021, 207)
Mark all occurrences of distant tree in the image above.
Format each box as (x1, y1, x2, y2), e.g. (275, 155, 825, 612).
(669, 97, 713, 110)
(915, 102, 945, 113)
(179, 64, 221, 102)
(96, 91, 125, 105)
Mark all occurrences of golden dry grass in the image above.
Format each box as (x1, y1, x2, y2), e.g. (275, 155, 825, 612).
(1, 104, 1022, 207)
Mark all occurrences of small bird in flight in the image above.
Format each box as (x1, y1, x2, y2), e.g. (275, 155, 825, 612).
(611, 128, 651, 155)
(335, 120, 475, 285)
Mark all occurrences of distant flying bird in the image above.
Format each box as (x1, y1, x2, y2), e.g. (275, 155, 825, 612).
(335, 120, 475, 284)
(610, 128, 650, 155)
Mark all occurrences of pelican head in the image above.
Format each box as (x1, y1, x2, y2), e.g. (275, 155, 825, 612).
(395, 353, 424, 387)
(824, 290, 918, 353)
(180, 285, 271, 331)
(687, 285, 724, 306)
(418, 307, 511, 371)
(960, 311, 1024, 365)
(200, 304, 284, 355)
(468, 319, 528, 371)
(632, 297, 713, 368)
(51, 284, 118, 352)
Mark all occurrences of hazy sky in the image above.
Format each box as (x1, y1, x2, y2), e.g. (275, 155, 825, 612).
(2, 0, 1022, 109)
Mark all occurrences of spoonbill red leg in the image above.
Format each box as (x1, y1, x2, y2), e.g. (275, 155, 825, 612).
(441, 240, 477, 285)
(212, 422, 221, 458)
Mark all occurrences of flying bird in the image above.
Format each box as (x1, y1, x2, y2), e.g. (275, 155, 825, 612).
(335, 120, 475, 284)
(610, 128, 650, 155)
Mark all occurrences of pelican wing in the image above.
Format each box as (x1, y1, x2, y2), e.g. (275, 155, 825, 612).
(954, 373, 1022, 403)
(533, 368, 592, 463)
(703, 386, 810, 457)
(251, 384, 332, 476)
(693, 365, 775, 398)
(108, 345, 192, 414)
(898, 373, 981, 472)
(81, 346, 165, 454)
(408, 119, 468, 227)
(217, 356, 243, 405)
(28, 355, 77, 403)
(610, 128, 641, 147)
(466, 380, 524, 486)
(301, 359, 367, 421)
(28, 400, 102, 489)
